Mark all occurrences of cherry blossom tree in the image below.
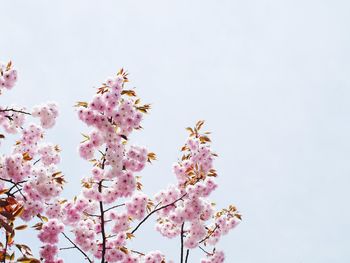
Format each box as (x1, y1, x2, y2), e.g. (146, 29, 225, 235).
(0, 61, 63, 263)
(0, 61, 241, 263)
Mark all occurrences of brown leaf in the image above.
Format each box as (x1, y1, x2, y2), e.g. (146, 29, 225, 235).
(17, 257, 40, 263)
(74, 101, 88, 108)
(6, 61, 12, 71)
(52, 171, 62, 177)
(0, 219, 13, 233)
(22, 152, 32, 161)
(37, 214, 48, 222)
(15, 225, 28, 230)
(0, 200, 9, 207)
(54, 145, 61, 152)
(31, 222, 43, 231)
(0, 211, 14, 220)
(126, 232, 134, 239)
(199, 135, 211, 144)
(97, 86, 110, 95)
(147, 152, 157, 163)
(119, 246, 129, 254)
(196, 120, 205, 131)
(121, 90, 136, 97)
(235, 213, 242, 220)
(136, 182, 143, 191)
(185, 127, 194, 136)
(13, 206, 24, 218)
(136, 104, 151, 113)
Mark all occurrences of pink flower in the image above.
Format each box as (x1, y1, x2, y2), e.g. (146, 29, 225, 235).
(38, 219, 64, 244)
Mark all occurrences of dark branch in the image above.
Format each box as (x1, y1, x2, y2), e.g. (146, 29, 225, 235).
(199, 224, 219, 244)
(33, 158, 41, 165)
(181, 222, 185, 263)
(103, 203, 125, 213)
(185, 249, 190, 263)
(199, 246, 213, 256)
(0, 108, 31, 115)
(130, 250, 145, 256)
(59, 246, 75, 250)
(98, 147, 108, 263)
(131, 193, 187, 235)
(61, 232, 92, 263)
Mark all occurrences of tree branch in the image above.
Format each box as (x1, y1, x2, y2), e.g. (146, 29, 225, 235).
(181, 222, 185, 263)
(98, 147, 108, 263)
(199, 246, 213, 256)
(103, 203, 125, 213)
(59, 246, 75, 250)
(185, 249, 190, 263)
(199, 224, 219, 244)
(0, 108, 31, 115)
(130, 250, 145, 256)
(98, 181, 106, 263)
(131, 193, 187, 235)
(61, 232, 92, 263)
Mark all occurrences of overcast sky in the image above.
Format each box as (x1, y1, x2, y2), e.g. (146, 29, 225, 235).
(1, 0, 350, 262)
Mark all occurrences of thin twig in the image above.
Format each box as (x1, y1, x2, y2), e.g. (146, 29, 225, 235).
(185, 249, 190, 263)
(0, 108, 31, 115)
(99, 182, 106, 263)
(131, 193, 187, 235)
(99, 147, 108, 263)
(103, 203, 125, 213)
(181, 222, 185, 263)
(199, 246, 213, 256)
(59, 246, 75, 250)
(0, 178, 26, 184)
(199, 224, 219, 244)
(14, 184, 26, 201)
(61, 232, 92, 263)
(130, 249, 145, 256)
(33, 159, 41, 165)
(0, 178, 27, 200)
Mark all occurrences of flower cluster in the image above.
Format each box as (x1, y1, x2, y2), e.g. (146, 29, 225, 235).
(126, 192, 148, 220)
(72, 219, 97, 252)
(56, 70, 170, 263)
(40, 245, 62, 263)
(58, 73, 240, 263)
(14, 124, 44, 155)
(23, 167, 63, 202)
(1, 153, 31, 182)
(0, 106, 26, 134)
(77, 74, 143, 138)
(144, 251, 166, 263)
(38, 144, 61, 166)
(38, 219, 64, 263)
(0, 61, 65, 262)
(38, 219, 64, 244)
(0, 61, 17, 92)
(124, 146, 148, 172)
(32, 102, 59, 129)
(154, 121, 241, 261)
(201, 250, 225, 263)
(0, 62, 241, 263)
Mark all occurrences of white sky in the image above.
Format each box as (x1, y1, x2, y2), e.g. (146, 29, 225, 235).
(1, 0, 350, 262)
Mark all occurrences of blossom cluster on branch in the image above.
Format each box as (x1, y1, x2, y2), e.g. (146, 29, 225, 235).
(0, 61, 63, 263)
(0, 61, 241, 263)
